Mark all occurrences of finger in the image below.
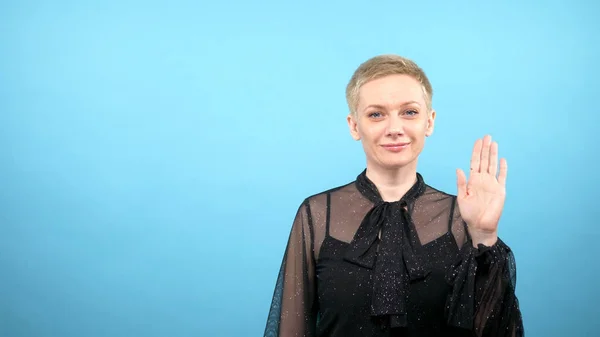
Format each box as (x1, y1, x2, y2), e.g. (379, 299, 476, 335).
(470, 138, 483, 173)
(480, 135, 492, 174)
(489, 141, 498, 176)
(498, 158, 508, 186)
(456, 168, 467, 197)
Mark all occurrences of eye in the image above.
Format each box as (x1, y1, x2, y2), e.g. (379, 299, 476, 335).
(403, 109, 418, 116)
(368, 111, 383, 119)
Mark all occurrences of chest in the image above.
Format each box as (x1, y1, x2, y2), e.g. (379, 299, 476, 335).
(315, 232, 460, 314)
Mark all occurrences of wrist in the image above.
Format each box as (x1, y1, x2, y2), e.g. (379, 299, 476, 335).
(469, 229, 498, 248)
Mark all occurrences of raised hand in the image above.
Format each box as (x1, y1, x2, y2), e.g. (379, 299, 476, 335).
(456, 135, 508, 247)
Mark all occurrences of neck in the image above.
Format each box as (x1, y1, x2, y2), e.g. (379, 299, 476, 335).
(365, 163, 418, 202)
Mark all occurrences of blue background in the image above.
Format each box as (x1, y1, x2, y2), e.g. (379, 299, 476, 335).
(1, 1, 598, 336)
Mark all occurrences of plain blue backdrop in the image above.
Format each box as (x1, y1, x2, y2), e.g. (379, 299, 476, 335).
(1, 0, 599, 336)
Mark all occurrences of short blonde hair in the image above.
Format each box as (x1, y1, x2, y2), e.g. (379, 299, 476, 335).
(345, 54, 433, 116)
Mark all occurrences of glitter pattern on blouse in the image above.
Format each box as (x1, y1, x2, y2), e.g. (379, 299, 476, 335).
(264, 169, 524, 337)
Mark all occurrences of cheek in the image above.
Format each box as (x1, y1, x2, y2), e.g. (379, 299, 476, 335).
(359, 125, 385, 143)
(417, 120, 430, 136)
(405, 123, 426, 137)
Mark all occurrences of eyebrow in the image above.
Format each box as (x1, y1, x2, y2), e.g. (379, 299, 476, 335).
(363, 101, 421, 111)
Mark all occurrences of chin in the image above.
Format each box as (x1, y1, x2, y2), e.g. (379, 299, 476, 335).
(372, 157, 417, 170)
(365, 149, 418, 169)
(383, 161, 415, 170)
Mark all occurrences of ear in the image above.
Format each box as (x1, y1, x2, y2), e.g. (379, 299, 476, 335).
(425, 109, 436, 137)
(347, 114, 361, 140)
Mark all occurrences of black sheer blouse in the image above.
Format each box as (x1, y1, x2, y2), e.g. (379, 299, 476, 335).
(264, 170, 523, 337)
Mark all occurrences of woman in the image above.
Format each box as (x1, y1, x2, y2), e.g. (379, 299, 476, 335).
(263, 54, 524, 337)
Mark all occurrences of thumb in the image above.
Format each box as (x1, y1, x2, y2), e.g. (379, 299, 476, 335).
(456, 168, 467, 197)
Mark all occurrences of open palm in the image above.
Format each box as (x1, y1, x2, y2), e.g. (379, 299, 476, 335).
(456, 135, 508, 241)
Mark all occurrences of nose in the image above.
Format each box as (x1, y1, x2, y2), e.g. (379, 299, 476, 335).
(386, 115, 404, 137)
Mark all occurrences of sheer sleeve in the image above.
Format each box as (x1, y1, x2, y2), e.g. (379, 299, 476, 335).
(446, 199, 524, 337)
(264, 199, 318, 337)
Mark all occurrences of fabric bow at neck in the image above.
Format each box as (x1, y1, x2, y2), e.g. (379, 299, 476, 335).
(344, 170, 430, 328)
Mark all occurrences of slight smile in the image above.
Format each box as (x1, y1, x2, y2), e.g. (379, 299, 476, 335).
(381, 143, 410, 152)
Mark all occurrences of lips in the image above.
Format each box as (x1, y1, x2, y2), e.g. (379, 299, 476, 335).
(381, 143, 410, 152)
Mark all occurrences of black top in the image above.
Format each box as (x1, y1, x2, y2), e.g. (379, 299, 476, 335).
(264, 170, 524, 337)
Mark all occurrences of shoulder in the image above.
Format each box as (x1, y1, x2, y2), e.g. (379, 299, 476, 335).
(287, 180, 356, 229)
(420, 181, 466, 223)
(423, 183, 456, 199)
(420, 181, 459, 212)
(299, 179, 357, 208)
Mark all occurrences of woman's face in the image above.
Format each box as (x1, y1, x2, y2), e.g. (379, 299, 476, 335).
(347, 74, 436, 171)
